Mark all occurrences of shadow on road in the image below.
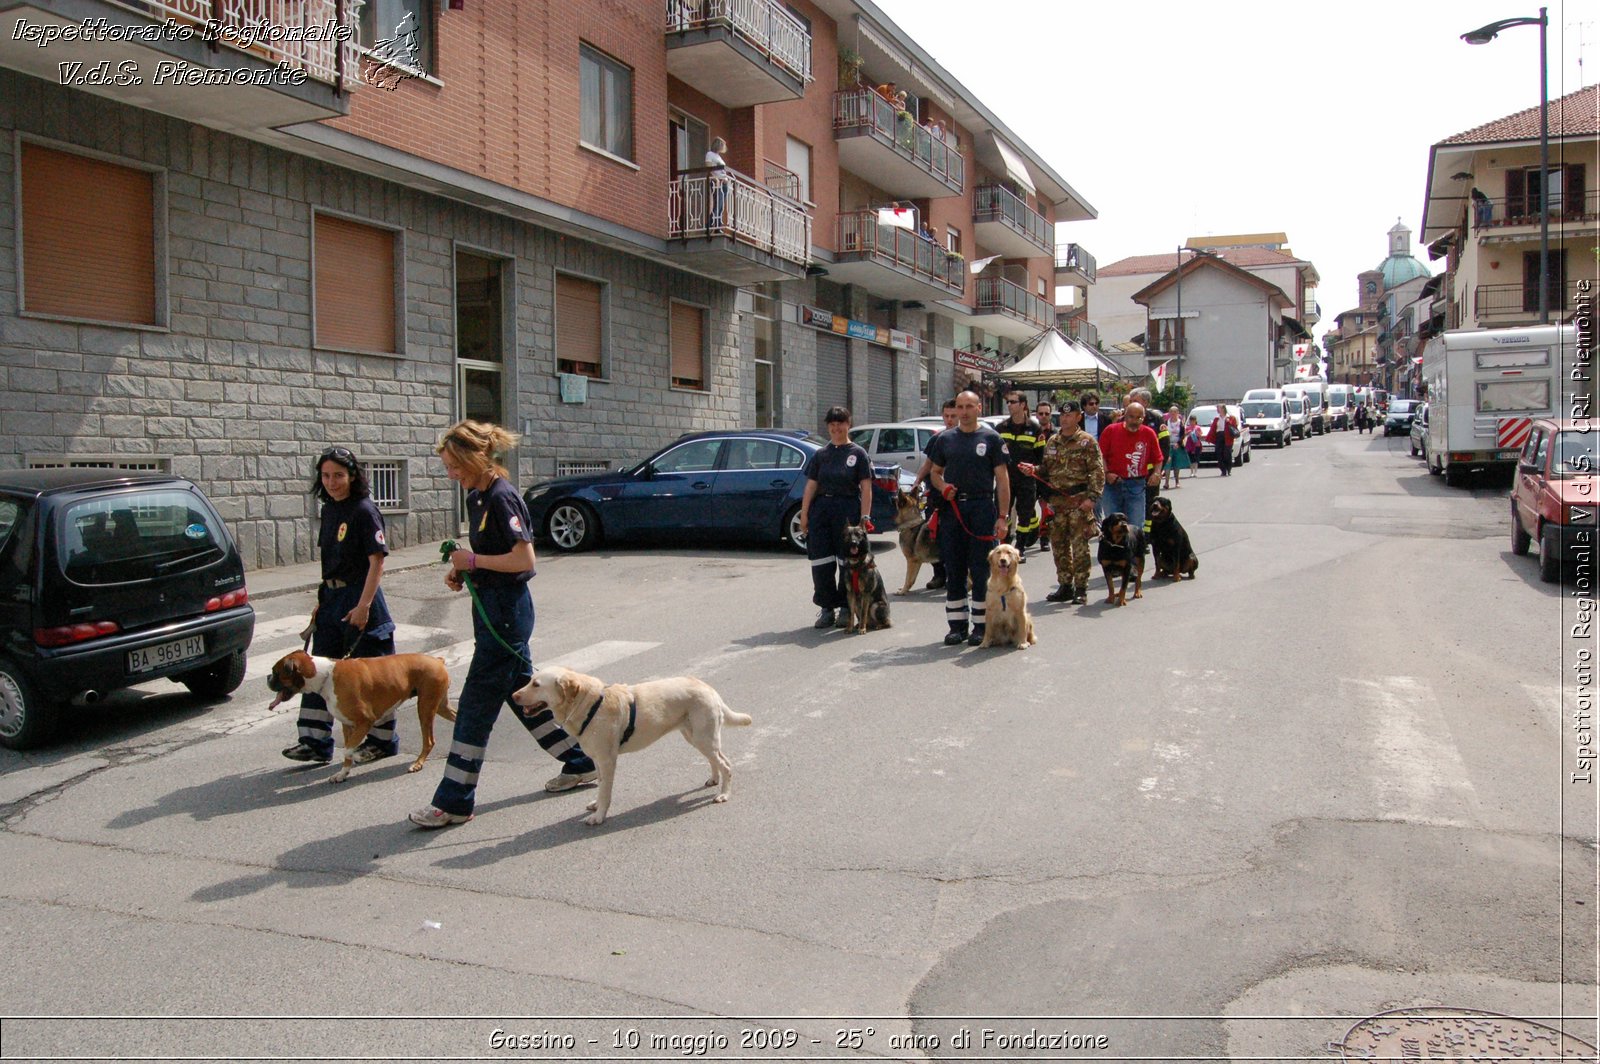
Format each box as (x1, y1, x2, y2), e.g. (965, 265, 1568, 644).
(107, 759, 421, 830)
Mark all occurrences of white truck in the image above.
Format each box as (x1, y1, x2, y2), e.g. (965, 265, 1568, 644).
(1283, 380, 1328, 434)
(1325, 383, 1354, 430)
(1421, 324, 1581, 487)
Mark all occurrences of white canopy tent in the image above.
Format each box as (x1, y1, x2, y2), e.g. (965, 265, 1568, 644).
(1000, 328, 1128, 390)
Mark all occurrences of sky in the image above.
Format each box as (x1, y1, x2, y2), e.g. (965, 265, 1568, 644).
(870, 0, 1593, 349)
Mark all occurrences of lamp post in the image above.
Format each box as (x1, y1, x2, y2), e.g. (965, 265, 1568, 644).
(1462, 8, 1549, 324)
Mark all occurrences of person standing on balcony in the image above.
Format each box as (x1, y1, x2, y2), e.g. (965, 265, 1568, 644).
(1471, 187, 1492, 227)
(706, 136, 729, 229)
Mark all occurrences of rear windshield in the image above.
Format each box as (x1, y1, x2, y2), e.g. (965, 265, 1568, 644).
(1388, 400, 1415, 414)
(57, 489, 227, 585)
(1190, 406, 1221, 423)
(1241, 402, 1283, 418)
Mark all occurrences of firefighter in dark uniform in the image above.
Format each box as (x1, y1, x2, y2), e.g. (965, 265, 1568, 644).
(998, 389, 1046, 556)
(927, 390, 1011, 646)
(800, 406, 875, 629)
(283, 447, 399, 765)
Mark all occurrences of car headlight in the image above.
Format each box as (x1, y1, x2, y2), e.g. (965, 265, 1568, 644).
(525, 486, 552, 503)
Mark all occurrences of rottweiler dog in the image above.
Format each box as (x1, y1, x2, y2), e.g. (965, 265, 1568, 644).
(1097, 511, 1146, 607)
(840, 521, 891, 633)
(1147, 497, 1199, 580)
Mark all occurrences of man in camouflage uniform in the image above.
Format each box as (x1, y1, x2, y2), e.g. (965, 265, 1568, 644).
(1021, 400, 1105, 604)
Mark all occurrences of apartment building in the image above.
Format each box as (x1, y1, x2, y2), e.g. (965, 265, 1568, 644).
(1420, 83, 1598, 332)
(0, 0, 1094, 567)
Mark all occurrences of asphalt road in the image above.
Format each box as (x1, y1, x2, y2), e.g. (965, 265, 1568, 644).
(0, 428, 1595, 1063)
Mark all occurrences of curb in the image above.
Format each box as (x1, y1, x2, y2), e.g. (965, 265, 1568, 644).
(248, 555, 443, 602)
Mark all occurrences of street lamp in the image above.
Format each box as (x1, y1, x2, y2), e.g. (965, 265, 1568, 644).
(1462, 7, 1549, 324)
(1171, 246, 1215, 386)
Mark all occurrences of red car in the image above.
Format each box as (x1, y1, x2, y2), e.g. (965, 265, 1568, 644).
(1510, 418, 1597, 583)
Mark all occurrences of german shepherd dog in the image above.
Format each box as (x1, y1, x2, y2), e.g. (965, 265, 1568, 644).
(892, 490, 940, 594)
(1097, 512, 1147, 606)
(1147, 497, 1199, 580)
(841, 521, 891, 633)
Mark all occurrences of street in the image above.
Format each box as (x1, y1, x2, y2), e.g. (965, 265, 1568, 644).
(0, 429, 1594, 1062)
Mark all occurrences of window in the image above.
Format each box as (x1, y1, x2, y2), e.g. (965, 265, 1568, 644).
(1477, 379, 1549, 413)
(724, 439, 801, 471)
(1037, 276, 1047, 298)
(876, 428, 915, 453)
(580, 44, 634, 161)
(653, 439, 722, 474)
(670, 302, 707, 390)
(556, 274, 605, 379)
(360, 0, 434, 76)
(20, 142, 159, 326)
(946, 225, 961, 256)
(364, 459, 407, 511)
(1506, 164, 1586, 218)
(314, 214, 399, 353)
(786, 136, 812, 203)
(28, 455, 167, 471)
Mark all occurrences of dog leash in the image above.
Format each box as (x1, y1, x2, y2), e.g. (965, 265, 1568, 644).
(939, 491, 1000, 543)
(440, 539, 533, 666)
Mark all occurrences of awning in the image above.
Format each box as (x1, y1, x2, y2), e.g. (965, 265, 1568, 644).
(987, 132, 1036, 196)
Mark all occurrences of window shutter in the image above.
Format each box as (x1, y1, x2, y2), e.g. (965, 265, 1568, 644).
(314, 215, 397, 352)
(556, 275, 603, 378)
(670, 302, 705, 389)
(1565, 164, 1585, 217)
(21, 143, 156, 325)
(1505, 169, 1526, 218)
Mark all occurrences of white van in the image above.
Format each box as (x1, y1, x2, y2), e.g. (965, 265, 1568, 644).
(1284, 394, 1310, 438)
(1325, 384, 1354, 430)
(1239, 397, 1292, 448)
(1243, 387, 1287, 403)
(1283, 380, 1327, 434)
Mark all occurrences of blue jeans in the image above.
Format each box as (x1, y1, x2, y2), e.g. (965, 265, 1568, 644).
(1102, 478, 1147, 531)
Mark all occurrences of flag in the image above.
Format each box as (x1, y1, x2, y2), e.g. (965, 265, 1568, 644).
(1294, 363, 1313, 380)
(1293, 342, 1310, 361)
(1150, 360, 1172, 393)
(877, 206, 915, 231)
(968, 254, 1002, 275)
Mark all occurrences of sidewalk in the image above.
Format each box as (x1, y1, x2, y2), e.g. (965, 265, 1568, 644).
(246, 541, 445, 601)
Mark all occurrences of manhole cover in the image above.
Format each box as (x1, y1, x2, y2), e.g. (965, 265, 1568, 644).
(1333, 1006, 1596, 1061)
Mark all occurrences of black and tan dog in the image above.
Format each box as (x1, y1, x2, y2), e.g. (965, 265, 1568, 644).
(892, 490, 940, 594)
(1148, 497, 1199, 580)
(841, 520, 891, 633)
(1097, 511, 1147, 607)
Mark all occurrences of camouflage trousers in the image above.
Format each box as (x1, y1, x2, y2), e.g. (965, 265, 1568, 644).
(1049, 506, 1097, 587)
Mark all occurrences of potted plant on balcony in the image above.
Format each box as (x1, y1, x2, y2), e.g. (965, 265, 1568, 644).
(838, 48, 864, 89)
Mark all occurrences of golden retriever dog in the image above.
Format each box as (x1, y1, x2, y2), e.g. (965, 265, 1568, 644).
(979, 543, 1036, 649)
(893, 490, 940, 594)
(511, 665, 752, 825)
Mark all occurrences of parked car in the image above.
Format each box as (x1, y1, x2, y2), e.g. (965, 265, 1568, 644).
(1510, 419, 1598, 583)
(1188, 404, 1250, 466)
(849, 421, 940, 477)
(522, 430, 903, 554)
(1239, 399, 1292, 448)
(0, 469, 255, 749)
(1284, 395, 1311, 439)
(1409, 403, 1430, 459)
(1383, 398, 1421, 437)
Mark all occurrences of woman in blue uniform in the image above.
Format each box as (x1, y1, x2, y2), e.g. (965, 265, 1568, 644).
(799, 406, 874, 629)
(410, 420, 597, 829)
(283, 447, 399, 765)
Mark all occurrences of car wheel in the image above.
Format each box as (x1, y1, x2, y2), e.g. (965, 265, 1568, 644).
(1511, 505, 1532, 555)
(544, 500, 598, 552)
(1538, 524, 1561, 583)
(782, 503, 808, 554)
(1428, 452, 1441, 476)
(1410, 439, 1418, 457)
(1242, 444, 1251, 464)
(179, 649, 247, 698)
(0, 662, 55, 751)
(1444, 464, 1465, 488)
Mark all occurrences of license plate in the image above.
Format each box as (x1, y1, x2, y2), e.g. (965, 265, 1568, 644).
(127, 635, 206, 674)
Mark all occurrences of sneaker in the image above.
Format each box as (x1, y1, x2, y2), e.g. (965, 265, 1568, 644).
(409, 805, 472, 829)
(813, 608, 835, 629)
(350, 745, 396, 766)
(545, 770, 599, 793)
(281, 742, 331, 764)
(967, 626, 986, 647)
(943, 628, 968, 646)
(834, 609, 850, 628)
(926, 575, 946, 590)
(1018, 552, 1028, 564)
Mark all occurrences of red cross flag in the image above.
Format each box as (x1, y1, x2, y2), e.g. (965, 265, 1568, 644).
(1293, 343, 1311, 361)
(1150, 360, 1172, 393)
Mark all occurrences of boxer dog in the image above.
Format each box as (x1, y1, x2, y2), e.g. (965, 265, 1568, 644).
(266, 651, 454, 783)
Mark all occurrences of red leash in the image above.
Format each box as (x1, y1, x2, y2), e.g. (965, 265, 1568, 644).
(940, 489, 1000, 543)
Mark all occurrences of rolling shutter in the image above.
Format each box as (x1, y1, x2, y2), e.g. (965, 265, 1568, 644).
(556, 274, 603, 378)
(670, 302, 705, 389)
(815, 332, 849, 425)
(867, 344, 895, 422)
(314, 214, 397, 353)
(21, 143, 156, 325)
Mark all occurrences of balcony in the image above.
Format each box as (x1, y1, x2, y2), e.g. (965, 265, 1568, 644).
(1473, 280, 1588, 322)
(966, 276, 1053, 342)
(1470, 189, 1599, 236)
(832, 89, 964, 199)
(668, 166, 812, 285)
(0, 0, 360, 131)
(827, 211, 966, 302)
(973, 185, 1051, 259)
(1054, 243, 1097, 286)
(1303, 300, 1321, 326)
(665, 0, 810, 107)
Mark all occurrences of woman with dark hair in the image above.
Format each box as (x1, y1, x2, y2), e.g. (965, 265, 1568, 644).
(799, 406, 874, 629)
(282, 447, 400, 765)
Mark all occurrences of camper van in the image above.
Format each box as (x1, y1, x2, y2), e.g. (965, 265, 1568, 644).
(1421, 324, 1583, 486)
(1283, 380, 1328, 434)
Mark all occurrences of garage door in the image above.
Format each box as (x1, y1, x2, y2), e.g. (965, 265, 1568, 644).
(867, 344, 896, 423)
(816, 332, 850, 425)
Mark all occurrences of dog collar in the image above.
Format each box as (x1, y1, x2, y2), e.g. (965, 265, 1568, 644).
(576, 695, 603, 737)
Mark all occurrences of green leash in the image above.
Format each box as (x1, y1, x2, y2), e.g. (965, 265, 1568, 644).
(441, 539, 531, 665)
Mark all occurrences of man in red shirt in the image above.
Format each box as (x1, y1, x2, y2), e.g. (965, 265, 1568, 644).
(1098, 400, 1163, 531)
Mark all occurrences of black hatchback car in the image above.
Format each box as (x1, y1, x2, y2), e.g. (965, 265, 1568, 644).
(0, 470, 255, 748)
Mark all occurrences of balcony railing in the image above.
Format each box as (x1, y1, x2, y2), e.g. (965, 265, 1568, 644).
(666, 0, 812, 83)
(974, 185, 1051, 255)
(670, 167, 812, 266)
(109, 0, 361, 87)
(832, 89, 964, 193)
(1474, 280, 1587, 319)
(1054, 242, 1097, 283)
(975, 276, 1052, 329)
(1470, 189, 1599, 231)
(836, 211, 965, 294)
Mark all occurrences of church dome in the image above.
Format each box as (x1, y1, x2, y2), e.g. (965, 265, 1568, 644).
(1377, 219, 1430, 290)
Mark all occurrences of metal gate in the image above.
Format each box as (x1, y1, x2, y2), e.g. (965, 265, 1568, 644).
(867, 344, 896, 423)
(815, 332, 850, 425)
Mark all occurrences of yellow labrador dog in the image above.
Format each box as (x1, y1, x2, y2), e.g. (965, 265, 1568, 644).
(512, 665, 752, 825)
(980, 543, 1036, 649)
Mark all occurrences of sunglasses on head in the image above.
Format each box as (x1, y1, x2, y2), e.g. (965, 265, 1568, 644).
(319, 447, 355, 465)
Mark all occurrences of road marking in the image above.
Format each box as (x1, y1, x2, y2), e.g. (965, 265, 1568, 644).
(541, 640, 662, 674)
(242, 623, 457, 681)
(1348, 675, 1480, 827)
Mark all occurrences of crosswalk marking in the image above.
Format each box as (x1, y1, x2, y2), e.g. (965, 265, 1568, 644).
(1346, 675, 1480, 827)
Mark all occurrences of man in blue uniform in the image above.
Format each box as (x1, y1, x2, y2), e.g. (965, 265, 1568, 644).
(799, 406, 875, 628)
(926, 390, 1011, 646)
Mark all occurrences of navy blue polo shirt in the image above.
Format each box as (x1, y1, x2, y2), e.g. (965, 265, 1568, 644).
(803, 442, 872, 497)
(319, 497, 388, 584)
(926, 424, 1008, 495)
(467, 476, 534, 587)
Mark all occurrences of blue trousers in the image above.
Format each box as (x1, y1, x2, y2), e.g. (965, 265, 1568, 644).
(1102, 478, 1148, 531)
(807, 496, 855, 610)
(295, 584, 397, 759)
(938, 497, 997, 634)
(429, 583, 594, 817)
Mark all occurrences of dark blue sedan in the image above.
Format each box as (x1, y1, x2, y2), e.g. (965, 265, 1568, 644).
(522, 430, 905, 553)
